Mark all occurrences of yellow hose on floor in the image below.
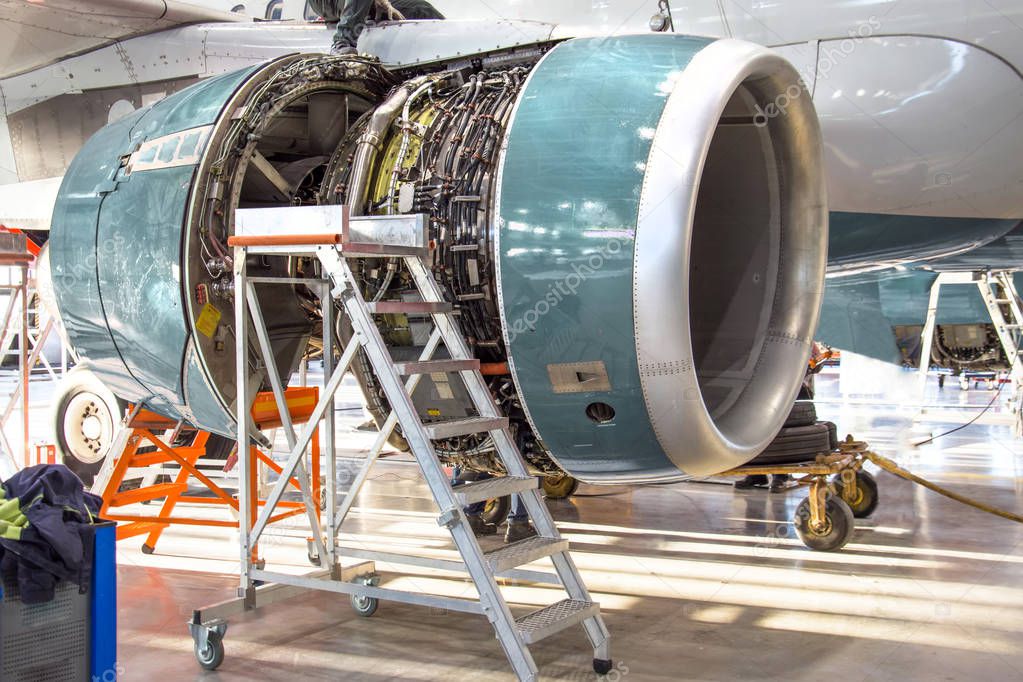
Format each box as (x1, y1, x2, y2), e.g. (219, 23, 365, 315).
(864, 451, 1023, 524)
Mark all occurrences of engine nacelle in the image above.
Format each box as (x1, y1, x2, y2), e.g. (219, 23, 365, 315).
(50, 35, 826, 483)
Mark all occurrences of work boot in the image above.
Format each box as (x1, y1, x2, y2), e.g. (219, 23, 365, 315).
(734, 474, 769, 490)
(769, 474, 792, 493)
(466, 514, 497, 537)
(504, 520, 537, 544)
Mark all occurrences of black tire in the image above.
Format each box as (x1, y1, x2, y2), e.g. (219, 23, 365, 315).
(481, 495, 511, 526)
(750, 421, 832, 465)
(50, 366, 126, 487)
(833, 470, 880, 518)
(825, 420, 839, 451)
(593, 659, 614, 675)
(351, 592, 379, 617)
(784, 400, 817, 428)
(194, 631, 225, 671)
(542, 474, 579, 499)
(793, 496, 855, 551)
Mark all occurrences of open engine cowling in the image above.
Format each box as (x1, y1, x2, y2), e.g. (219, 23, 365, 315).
(49, 34, 826, 484)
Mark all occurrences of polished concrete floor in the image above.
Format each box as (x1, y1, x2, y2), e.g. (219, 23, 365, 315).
(108, 368, 1023, 681)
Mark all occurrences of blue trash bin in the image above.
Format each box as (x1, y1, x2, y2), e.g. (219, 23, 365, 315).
(0, 521, 117, 681)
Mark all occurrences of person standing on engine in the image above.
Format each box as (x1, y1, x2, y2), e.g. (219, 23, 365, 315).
(308, 0, 445, 55)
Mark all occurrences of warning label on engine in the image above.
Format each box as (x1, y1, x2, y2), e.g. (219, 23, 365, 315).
(196, 303, 222, 338)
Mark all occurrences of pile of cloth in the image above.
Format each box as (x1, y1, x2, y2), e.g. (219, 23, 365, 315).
(0, 464, 103, 604)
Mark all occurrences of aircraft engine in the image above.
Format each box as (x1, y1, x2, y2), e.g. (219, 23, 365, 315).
(49, 35, 827, 483)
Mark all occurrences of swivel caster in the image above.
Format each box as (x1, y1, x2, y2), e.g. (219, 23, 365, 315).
(189, 621, 227, 671)
(350, 574, 380, 617)
(593, 658, 614, 675)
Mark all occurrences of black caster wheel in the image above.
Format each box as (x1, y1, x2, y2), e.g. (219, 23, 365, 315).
(351, 575, 380, 617)
(833, 470, 879, 518)
(306, 539, 321, 566)
(350, 593, 379, 617)
(194, 630, 225, 671)
(793, 495, 855, 551)
(542, 474, 580, 499)
(140, 544, 155, 555)
(593, 658, 613, 675)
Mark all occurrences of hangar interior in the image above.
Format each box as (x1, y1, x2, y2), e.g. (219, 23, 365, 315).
(0, 2, 1021, 682)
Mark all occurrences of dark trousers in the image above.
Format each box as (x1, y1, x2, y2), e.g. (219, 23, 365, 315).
(310, 0, 444, 51)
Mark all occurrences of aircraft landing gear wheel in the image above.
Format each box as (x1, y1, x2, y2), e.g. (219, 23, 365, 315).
(350, 574, 380, 617)
(793, 495, 855, 552)
(833, 470, 879, 518)
(542, 474, 580, 499)
(190, 622, 227, 671)
(593, 658, 613, 675)
(50, 366, 127, 487)
(481, 495, 511, 526)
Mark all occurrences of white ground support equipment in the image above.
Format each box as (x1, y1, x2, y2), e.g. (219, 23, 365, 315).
(188, 205, 611, 680)
(918, 271, 1023, 433)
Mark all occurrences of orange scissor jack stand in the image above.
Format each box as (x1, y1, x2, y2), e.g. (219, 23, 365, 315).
(99, 387, 321, 557)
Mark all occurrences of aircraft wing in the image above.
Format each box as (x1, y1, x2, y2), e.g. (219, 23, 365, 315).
(0, 0, 246, 79)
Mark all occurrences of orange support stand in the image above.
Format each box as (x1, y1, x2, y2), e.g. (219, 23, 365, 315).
(99, 387, 321, 559)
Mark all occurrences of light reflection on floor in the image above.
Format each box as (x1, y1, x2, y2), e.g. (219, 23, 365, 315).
(111, 370, 1023, 680)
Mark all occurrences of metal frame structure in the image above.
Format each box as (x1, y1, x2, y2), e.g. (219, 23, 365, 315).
(189, 205, 610, 681)
(96, 395, 320, 553)
(917, 270, 1023, 432)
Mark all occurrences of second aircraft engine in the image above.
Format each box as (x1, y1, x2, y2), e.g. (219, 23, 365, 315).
(50, 33, 827, 484)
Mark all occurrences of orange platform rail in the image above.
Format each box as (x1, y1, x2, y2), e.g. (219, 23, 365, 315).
(98, 387, 321, 558)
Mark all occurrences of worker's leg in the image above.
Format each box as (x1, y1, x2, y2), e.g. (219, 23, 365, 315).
(330, 0, 375, 54)
(453, 468, 496, 537)
(504, 493, 537, 543)
(390, 0, 445, 20)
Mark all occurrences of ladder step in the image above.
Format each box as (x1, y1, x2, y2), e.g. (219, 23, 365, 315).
(484, 536, 568, 573)
(423, 416, 508, 439)
(367, 301, 452, 315)
(108, 482, 186, 507)
(340, 243, 430, 258)
(395, 358, 480, 375)
(452, 476, 538, 506)
(516, 599, 599, 645)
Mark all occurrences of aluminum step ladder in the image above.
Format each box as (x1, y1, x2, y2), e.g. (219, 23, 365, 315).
(215, 205, 611, 681)
(977, 271, 1023, 385)
(316, 243, 611, 680)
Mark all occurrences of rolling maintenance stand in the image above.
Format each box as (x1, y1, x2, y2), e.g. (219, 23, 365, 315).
(917, 271, 1023, 434)
(189, 205, 611, 680)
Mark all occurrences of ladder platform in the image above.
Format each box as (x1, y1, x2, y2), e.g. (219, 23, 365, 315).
(367, 301, 452, 315)
(453, 476, 538, 506)
(395, 358, 480, 375)
(109, 482, 187, 507)
(340, 243, 431, 258)
(516, 599, 599, 645)
(485, 536, 568, 573)
(423, 416, 508, 439)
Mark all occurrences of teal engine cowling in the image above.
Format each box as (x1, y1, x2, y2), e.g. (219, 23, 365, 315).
(49, 35, 827, 483)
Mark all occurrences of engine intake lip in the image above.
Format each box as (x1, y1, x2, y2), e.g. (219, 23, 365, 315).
(633, 38, 828, 476)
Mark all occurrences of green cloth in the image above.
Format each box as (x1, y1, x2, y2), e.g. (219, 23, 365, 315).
(0, 488, 26, 541)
